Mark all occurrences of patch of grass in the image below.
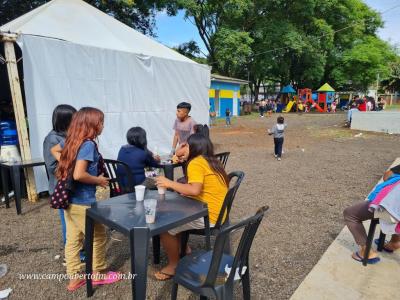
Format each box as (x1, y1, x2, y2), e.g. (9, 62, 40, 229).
(384, 104, 400, 111)
(240, 112, 261, 119)
(310, 128, 354, 139)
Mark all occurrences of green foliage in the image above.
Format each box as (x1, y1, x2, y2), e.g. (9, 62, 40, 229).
(334, 36, 395, 90)
(175, 0, 399, 96)
(172, 40, 208, 64)
(381, 56, 400, 92)
(213, 28, 253, 75)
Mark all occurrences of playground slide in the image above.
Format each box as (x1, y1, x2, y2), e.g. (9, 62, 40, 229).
(312, 100, 324, 112)
(282, 101, 295, 113)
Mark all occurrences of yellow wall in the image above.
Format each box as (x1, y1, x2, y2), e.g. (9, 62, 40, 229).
(209, 89, 240, 99)
(219, 90, 234, 98)
(209, 89, 215, 98)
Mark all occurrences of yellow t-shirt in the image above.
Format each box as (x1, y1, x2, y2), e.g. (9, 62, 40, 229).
(187, 156, 228, 224)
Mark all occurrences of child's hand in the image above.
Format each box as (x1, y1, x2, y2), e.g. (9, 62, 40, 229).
(156, 176, 171, 189)
(97, 173, 109, 188)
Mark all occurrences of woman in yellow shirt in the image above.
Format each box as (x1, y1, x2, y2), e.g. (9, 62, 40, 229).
(155, 133, 228, 280)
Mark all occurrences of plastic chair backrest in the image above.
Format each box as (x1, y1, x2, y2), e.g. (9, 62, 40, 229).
(214, 171, 245, 229)
(215, 152, 230, 168)
(203, 206, 269, 287)
(103, 159, 134, 197)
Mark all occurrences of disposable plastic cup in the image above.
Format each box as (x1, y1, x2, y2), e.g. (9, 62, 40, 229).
(144, 199, 157, 224)
(135, 185, 146, 201)
(157, 186, 166, 195)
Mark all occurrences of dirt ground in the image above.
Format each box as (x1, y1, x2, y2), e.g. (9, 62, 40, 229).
(1, 112, 399, 300)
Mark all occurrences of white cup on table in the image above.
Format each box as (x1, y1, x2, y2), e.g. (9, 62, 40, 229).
(134, 185, 146, 201)
(157, 186, 166, 195)
(144, 199, 157, 224)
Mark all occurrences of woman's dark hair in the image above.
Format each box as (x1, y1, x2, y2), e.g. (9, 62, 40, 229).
(277, 116, 284, 124)
(52, 104, 77, 134)
(193, 124, 209, 139)
(177, 102, 192, 112)
(187, 133, 228, 186)
(126, 127, 147, 149)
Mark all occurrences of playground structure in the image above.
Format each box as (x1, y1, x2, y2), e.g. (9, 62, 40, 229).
(280, 85, 296, 113)
(281, 83, 336, 113)
(316, 83, 335, 112)
(298, 88, 323, 113)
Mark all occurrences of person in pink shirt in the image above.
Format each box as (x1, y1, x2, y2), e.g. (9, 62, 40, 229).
(171, 102, 196, 155)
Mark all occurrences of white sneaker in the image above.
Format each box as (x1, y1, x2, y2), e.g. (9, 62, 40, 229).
(277, 157, 281, 161)
(274, 154, 277, 158)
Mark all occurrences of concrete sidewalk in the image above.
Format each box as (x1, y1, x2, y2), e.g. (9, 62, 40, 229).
(290, 223, 399, 300)
(291, 159, 400, 300)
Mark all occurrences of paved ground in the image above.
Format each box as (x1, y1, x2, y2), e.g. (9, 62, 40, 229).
(1, 112, 399, 299)
(290, 158, 400, 300)
(290, 222, 400, 300)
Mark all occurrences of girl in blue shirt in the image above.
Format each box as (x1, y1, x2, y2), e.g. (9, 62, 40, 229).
(117, 127, 160, 187)
(52, 107, 120, 291)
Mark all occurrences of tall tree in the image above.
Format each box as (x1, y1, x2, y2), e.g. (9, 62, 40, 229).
(176, 0, 398, 98)
(176, 0, 253, 76)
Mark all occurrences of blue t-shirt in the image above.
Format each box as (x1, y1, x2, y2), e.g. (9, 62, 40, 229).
(60, 140, 99, 205)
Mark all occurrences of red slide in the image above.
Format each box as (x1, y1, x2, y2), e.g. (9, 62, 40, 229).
(311, 100, 324, 112)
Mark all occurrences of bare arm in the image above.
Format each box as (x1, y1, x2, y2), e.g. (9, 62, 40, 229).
(156, 176, 202, 196)
(172, 132, 179, 152)
(50, 144, 62, 161)
(73, 160, 109, 187)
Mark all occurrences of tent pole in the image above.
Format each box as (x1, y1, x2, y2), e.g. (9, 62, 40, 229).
(2, 35, 38, 203)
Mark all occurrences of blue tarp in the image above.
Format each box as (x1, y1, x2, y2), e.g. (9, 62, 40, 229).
(281, 85, 296, 93)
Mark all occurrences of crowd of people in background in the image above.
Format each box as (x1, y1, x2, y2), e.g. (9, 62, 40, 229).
(346, 95, 386, 125)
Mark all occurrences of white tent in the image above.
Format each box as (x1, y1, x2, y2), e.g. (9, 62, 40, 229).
(1, 0, 210, 192)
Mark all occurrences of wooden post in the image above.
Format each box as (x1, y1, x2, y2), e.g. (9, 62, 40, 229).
(2, 34, 38, 202)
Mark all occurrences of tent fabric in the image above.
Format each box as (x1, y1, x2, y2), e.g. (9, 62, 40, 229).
(317, 83, 335, 92)
(281, 85, 296, 93)
(21, 35, 210, 192)
(1, 0, 211, 192)
(0, 0, 194, 63)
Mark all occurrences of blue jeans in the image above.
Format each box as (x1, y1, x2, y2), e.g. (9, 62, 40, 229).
(274, 138, 284, 157)
(59, 209, 67, 245)
(226, 116, 231, 125)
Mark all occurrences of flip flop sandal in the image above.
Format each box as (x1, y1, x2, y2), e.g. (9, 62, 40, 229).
(374, 239, 394, 253)
(67, 279, 86, 292)
(352, 252, 380, 264)
(93, 271, 121, 286)
(154, 271, 174, 281)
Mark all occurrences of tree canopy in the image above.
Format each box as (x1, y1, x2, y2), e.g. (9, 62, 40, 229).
(175, 0, 399, 96)
(2, 0, 398, 95)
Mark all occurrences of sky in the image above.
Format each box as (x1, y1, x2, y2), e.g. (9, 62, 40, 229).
(155, 1, 400, 54)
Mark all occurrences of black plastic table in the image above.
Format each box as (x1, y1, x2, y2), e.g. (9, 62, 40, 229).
(0, 158, 46, 215)
(85, 190, 210, 300)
